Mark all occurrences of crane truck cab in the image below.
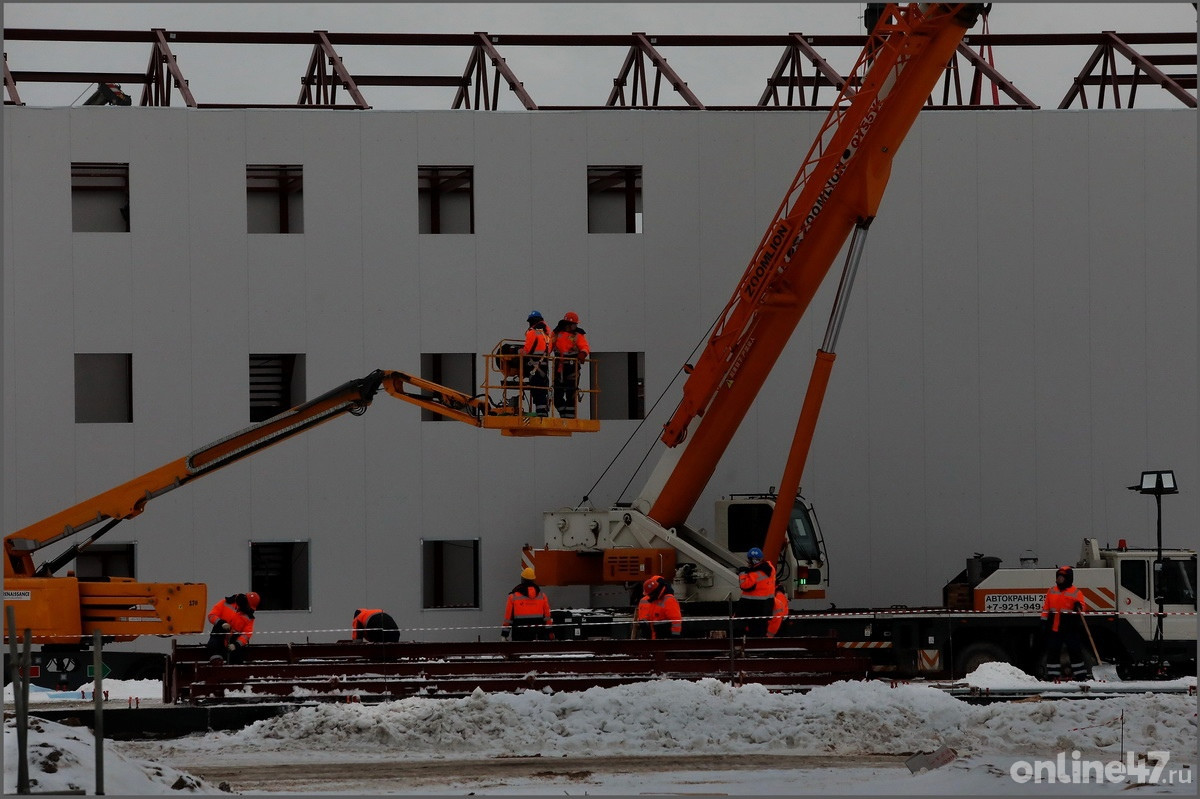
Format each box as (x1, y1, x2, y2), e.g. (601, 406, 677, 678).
(530, 492, 828, 625)
(968, 537, 1197, 678)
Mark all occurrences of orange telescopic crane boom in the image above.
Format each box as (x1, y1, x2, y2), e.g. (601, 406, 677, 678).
(639, 4, 985, 564)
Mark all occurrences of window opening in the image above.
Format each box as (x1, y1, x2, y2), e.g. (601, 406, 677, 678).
(247, 164, 304, 233)
(587, 166, 642, 233)
(418, 166, 474, 233)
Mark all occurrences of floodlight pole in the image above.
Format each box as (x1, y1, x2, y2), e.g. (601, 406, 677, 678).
(1153, 487, 1164, 667)
(1129, 470, 1176, 676)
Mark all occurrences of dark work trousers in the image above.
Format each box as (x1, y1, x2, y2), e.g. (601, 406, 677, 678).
(735, 597, 774, 637)
(554, 359, 581, 418)
(524, 357, 549, 414)
(206, 626, 249, 665)
(1044, 627, 1090, 680)
(511, 619, 550, 642)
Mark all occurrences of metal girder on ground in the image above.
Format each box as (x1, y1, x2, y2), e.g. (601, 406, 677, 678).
(166, 637, 872, 705)
(3, 29, 1195, 109)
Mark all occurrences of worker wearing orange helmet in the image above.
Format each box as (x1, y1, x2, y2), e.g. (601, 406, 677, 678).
(634, 575, 683, 639)
(502, 566, 554, 641)
(1040, 565, 1090, 681)
(205, 591, 259, 665)
(521, 311, 552, 416)
(766, 587, 789, 638)
(551, 311, 591, 419)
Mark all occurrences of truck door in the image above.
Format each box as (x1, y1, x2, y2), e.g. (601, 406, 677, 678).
(1157, 556, 1197, 641)
(1117, 558, 1154, 640)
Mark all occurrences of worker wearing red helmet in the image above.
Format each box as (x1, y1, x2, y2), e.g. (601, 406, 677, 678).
(634, 575, 683, 639)
(1040, 565, 1090, 681)
(551, 311, 591, 419)
(205, 591, 259, 665)
(521, 311, 552, 416)
(502, 567, 554, 641)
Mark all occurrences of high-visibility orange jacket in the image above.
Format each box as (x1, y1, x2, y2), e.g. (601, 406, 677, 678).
(207, 597, 255, 646)
(636, 592, 683, 638)
(352, 608, 383, 640)
(738, 560, 776, 599)
(552, 329, 591, 360)
(522, 325, 550, 356)
(1041, 585, 1084, 632)
(766, 591, 789, 638)
(504, 582, 552, 629)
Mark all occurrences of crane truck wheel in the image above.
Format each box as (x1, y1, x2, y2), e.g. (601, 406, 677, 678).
(953, 642, 1010, 677)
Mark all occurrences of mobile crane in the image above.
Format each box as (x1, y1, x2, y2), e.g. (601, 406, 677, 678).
(528, 3, 986, 604)
(5, 353, 597, 684)
(524, 4, 1196, 680)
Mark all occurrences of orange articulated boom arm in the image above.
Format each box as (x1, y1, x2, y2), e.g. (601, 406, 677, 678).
(4, 370, 394, 579)
(646, 4, 984, 530)
(4, 368, 497, 580)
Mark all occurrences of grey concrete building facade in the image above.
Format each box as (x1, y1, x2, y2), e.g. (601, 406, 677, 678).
(3, 106, 1196, 647)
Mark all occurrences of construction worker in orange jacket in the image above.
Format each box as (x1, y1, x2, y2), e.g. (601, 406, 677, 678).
(766, 588, 789, 638)
(206, 591, 259, 665)
(521, 311, 551, 416)
(551, 311, 591, 419)
(351, 608, 400, 643)
(634, 575, 683, 639)
(502, 567, 554, 641)
(735, 547, 776, 637)
(1041, 565, 1091, 680)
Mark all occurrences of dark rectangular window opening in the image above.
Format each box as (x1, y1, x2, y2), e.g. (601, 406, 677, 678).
(418, 166, 474, 234)
(250, 541, 310, 611)
(422, 539, 480, 609)
(75, 353, 133, 423)
(588, 166, 642, 234)
(419, 353, 477, 422)
(72, 162, 130, 232)
(247, 165, 304, 233)
(250, 354, 306, 423)
(726, 504, 772, 554)
(1120, 559, 1148, 601)
(589, 351, 644, 420)
(74, 543, 136, 579)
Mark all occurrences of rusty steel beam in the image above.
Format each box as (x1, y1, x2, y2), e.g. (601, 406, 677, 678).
(167, 638, 871, 704)
(606, 33, 705, 109)
(468, 32, 538, 110)
(141, 28, 196, 107)
(296, 31, 370, 109)
(4, 54, 24, 105)
(1060, 31, 1197, 108)
(759, 33, 854, 107)
(3, 27, 1194, 110)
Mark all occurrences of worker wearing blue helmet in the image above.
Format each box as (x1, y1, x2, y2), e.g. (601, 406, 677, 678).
(735, 546, 776, 637)
(521, 310, 551, 416)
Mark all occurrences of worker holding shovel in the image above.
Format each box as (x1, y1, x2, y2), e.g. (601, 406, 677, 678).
(1040, 565, 1091, 681)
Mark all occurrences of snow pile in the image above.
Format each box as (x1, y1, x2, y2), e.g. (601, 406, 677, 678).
(161, 676, 1193, 762)
(962, 661, 1046, 688)
(3, 716, 224, 795)
(6, 673, 1197, 795)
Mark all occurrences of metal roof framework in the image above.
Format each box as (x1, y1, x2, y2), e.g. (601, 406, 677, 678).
(2, 28, 1196, 110)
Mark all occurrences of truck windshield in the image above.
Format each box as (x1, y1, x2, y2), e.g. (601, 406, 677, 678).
(788, 505, 822, 562)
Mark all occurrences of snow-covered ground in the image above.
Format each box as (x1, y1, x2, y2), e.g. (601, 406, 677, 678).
(5, 664, 1197, 795)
